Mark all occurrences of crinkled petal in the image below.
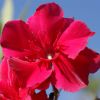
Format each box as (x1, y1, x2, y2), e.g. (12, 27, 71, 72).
(52, 18, 74, 45)
(8, 57, 52, 89)
(1, 20, 46, 58)
(72, 47, 100, 74)
(0, 81, 19, 100)
(0, 20, 33, 51)
(65, 47, 100, 89)
(28, 2, 63, 33)
(2, 48, 31, 58)
(0, 95, 7, 100)
(26, 60, 52, 89)
(0, 58, 9, 80)
(36, 76, 51, 90)
(56, 20, 95, 59)
(0, 58, 19, 91)
(52, 54, 87, 92)
(19, 88, 32, 100)
(27, 3, 64, 48)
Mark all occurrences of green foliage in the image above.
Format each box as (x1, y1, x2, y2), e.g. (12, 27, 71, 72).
(0, 21, 3, 59)
(84, 77, 100, 95)
(88, 79, 100, 93)
(1, 0, 13, 25)
(0, 21, 2, 34)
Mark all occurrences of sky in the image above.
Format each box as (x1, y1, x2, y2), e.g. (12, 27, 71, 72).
(0, 0, 100, 100)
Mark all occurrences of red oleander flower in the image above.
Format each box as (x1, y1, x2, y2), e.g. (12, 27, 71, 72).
(0, 59, 48, 100)
(0, 2, 100, 94)
(0, 81, 48, 100)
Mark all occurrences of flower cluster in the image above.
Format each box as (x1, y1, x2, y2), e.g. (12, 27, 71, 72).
(0, 2, 100, 100)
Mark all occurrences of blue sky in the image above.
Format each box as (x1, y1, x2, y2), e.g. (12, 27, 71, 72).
(0, 0, 100, 100)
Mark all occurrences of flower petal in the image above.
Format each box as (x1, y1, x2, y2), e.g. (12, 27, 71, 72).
(1, 20, 33, 51)
(72, 47, 100, 74)
(0, 94, 7, 100)
(0, 58, 9, 80)
(26, 60, 52, 89)
(36, 76, 51, 90)
(56, 20, 95, 59)
(19, 88, 32, 100)
(65, 47, 100, 90)
(0, 58, 19, 91)
(28, 2, 63, 32)
(0, 81, 19, 100)
(1, 20, 47, 59)
(8, 57, 52, 89)
(52, 54, 87, 92)
(52, 18, 74, 44)
(27, 3, 64, 48)
(31, 90, 48, 100)
(2, 48, 31, 58)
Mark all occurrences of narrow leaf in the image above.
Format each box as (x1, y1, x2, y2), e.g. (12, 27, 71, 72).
(1, 0, 13, 25)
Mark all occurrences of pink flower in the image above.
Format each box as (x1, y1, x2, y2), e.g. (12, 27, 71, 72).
(0, 81, 48, 100)
(0, 2, 100, 93)
(0, 59, 48, 100)
(0, 80, 19, 100)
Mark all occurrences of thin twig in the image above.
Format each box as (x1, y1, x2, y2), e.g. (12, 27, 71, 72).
(49, 86, 59, 100)
(53, 86, 59, 100)
(49, 92, 54, 100)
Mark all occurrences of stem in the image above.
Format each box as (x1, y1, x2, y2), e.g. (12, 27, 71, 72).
(53, 86, 59, 100)
(49, 92, 54, 100)
(49, 86, 59, 100)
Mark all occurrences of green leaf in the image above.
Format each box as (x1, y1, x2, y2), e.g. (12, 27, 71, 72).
(1, 0, 14, 25)
(0, 21, 2, 34)
(0, 46, 3, 60)
(85, 78, 100, 93)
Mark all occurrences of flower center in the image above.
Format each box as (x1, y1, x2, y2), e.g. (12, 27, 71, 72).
(47, 54, 52, 60)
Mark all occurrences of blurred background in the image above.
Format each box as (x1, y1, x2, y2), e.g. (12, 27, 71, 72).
(0, 0, 100, 100)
